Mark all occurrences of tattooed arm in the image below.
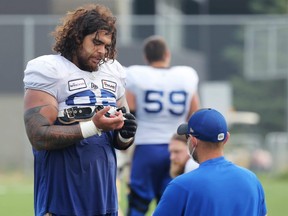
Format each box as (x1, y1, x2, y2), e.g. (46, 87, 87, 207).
(24, 89, 82, 150)
(24, 89, 124, 151)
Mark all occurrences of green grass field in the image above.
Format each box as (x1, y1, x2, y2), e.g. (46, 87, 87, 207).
(1, 172, 288, 216)
(0, 173, 34, 215)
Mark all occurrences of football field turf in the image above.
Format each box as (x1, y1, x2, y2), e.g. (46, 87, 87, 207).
(0, 173, 287, 216)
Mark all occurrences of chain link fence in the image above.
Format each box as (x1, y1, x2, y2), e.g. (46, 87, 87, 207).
(1, 14, 288, 174)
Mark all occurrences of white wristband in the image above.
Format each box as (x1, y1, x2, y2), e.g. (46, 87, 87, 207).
(79, 120, 102, 138)
(118, 133, 133, 143)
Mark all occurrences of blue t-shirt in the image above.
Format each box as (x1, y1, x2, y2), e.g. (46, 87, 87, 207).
(153, 157, 267, 216)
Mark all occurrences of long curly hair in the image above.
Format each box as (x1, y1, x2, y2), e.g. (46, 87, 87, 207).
(51, 4, 117, 62)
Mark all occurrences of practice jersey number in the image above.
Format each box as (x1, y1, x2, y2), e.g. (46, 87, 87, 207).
(144, 90, 187, 116)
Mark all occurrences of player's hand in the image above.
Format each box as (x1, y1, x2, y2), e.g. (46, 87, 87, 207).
(92, 106, 124, 131)
(119, 113, 137, 138)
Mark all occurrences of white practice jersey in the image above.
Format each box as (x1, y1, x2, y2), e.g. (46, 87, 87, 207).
(24, 54, 126, 115)
(185, 158, 199, 173)
(126, 65, 199, 144)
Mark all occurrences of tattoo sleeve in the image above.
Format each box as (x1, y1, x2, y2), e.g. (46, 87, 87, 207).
(24, 106, 83, 151)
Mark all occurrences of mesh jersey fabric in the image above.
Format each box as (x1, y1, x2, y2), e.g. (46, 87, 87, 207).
(125, 65, 199, 145)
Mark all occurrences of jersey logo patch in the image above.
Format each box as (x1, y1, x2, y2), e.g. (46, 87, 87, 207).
(91, 82, 98, 89)
(68, 79, 87, 91)
(102, 80, 117, 92)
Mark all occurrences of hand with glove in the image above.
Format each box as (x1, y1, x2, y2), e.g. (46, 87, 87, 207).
(120, 113, 137, 139)
(114, 112, 137, 150)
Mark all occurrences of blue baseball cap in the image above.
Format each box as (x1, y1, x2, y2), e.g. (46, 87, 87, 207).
(177, 108, 228, 142)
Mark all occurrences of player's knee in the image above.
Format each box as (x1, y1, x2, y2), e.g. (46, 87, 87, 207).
(127, 188, 150, 215)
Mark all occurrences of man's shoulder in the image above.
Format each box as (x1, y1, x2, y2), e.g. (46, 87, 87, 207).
(125, 65, 151, 81)
(127, 65, 147, 69)
(170, 172, 199, 189)
(27, 54, 69, 69)
(29, 54, 62, 63)
(126, 65, 149, 72)
(100, 59, 126, 79)
(102, 59, 122, 69)
(24, 54, 72, 81)
(169, 66, 199, 83)
(170, 65, 198, 74)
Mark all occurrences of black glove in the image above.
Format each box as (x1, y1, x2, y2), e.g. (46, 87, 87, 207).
(119, 113, 137, 139)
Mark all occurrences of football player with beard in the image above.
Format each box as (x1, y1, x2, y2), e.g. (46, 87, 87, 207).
(23, 4, 137, 216)
(169, 134, 199, 178)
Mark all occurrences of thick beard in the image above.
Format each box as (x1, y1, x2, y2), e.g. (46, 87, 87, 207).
(170, 162, 185, 178)
(76, 50, 99, 72)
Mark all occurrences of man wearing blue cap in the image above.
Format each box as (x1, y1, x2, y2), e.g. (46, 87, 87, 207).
(153, 108, 267, 216)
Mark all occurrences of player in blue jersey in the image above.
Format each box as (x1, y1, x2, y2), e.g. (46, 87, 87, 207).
(125, 35, 201, 216)
(153, 108, 267, 216)
(23, 4, 137, 216)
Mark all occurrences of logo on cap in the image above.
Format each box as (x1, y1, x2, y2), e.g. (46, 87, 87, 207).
(189, 128, 194, 133)
(217, 133, 225, 141)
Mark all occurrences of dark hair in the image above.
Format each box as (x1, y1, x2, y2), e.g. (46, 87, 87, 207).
(143, 35, 167, 63)
(52, 4, 117, 62)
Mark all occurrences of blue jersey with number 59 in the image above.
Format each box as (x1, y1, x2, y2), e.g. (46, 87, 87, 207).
(126, 65, 199, 144)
